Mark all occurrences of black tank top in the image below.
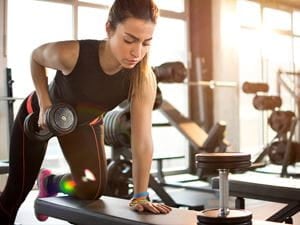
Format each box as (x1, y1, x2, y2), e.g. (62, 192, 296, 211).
(49, 40, 131, 124)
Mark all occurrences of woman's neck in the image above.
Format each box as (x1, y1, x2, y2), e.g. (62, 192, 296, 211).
(99, 40, 123, 75)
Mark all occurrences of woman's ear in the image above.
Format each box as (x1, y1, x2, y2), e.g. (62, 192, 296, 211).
(106, 22, 112, 38)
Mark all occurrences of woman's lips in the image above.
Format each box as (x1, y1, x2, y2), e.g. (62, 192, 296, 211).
(126, 59, 139, 65)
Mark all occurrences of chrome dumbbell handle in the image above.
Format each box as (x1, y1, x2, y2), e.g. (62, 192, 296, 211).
(218, 169, 229, 217)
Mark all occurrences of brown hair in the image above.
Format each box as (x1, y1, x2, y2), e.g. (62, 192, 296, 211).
(107, 0, 159, 98)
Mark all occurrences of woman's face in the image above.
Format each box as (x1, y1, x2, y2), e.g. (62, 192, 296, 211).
(108, 18, 155, 69)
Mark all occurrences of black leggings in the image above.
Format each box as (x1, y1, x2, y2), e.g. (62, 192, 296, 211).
(0, 93, 107, 225)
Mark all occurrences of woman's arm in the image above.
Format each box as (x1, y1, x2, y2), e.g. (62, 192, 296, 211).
(30, 40, 79, 128)
(130, 69, 171, 214)
(130, 69, 156, 194)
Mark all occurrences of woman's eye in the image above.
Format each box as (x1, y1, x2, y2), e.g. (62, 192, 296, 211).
(143, 42, 151, 46)
(124, 39, 134, 44)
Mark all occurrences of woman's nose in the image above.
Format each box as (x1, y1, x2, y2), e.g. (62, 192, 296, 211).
(130, 43, 142, 58)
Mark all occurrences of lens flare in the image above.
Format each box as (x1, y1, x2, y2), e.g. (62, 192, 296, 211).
(60, 180, 76, 194)
(82, 169, 96, 182)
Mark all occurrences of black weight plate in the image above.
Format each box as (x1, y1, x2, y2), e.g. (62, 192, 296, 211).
(24, 113, 52, 141)
(197, 208, 252, 225)
(46, 104, 77, 136)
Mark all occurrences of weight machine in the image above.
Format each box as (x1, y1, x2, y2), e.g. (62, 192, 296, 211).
(242, 69, 300, 177)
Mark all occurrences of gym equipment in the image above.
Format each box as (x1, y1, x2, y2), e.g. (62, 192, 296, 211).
(159, 99, 229, 179)
(252, 95, 282, 110)
(6, 68, 15, 135)
(104, 151, 211, 210)
(103, 99, 229, 209)
(242, 77, 300, 177)
(103, 85, 161, 148)
(200, 120, 228, 153)
(35, 195, 199, 225)
(103, 108, 131, 148)
(211, 171, 300, 223)
(0, 161, 9, 174)
(277, 69, 300, 103)
(153, 86, 163, 110)
(159, 100, 228, 151)
(184, 80, 237, 88)
(242, 82, 269, 94)
(0, 96, 24, 101)
(34, 195, 291, 225)
(160, 99, 208, 148)
(104, 146, 210, 210)
(105, 159, 133, 199)
(24, 103, 78, 141)
(241, 81, 282, 111)
(154, 61, 187, 83)
(1, 68, 25, 135)
(153, 63, 236, 88)
(195, 152, 252, 225)
(268, 110, 295, 135)
(267, 140, 300, 165)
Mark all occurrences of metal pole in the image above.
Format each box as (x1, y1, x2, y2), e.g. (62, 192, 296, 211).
(218, 169, 229, 217)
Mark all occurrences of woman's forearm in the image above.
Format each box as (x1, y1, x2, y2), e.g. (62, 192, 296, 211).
(30, 56, 52, 108)
(131, 143, 153, 195)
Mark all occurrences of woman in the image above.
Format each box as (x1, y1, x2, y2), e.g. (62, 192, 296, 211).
(0, 0, 172, 224)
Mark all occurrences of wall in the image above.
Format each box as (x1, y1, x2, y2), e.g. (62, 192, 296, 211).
(212, 0, 240, 151)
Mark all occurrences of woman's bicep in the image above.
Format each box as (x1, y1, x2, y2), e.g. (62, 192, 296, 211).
(31, 41, 79, 75)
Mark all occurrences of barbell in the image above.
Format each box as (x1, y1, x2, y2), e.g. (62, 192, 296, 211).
(184, 80, 237, 88)
(0, 96, 24, 101)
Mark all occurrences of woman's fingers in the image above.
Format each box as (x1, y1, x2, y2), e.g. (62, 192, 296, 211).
(155, 203, 172, 213)
(142, 202, 161, 214)
(129, 197, 172, 214)
(132, 201, 172, 214)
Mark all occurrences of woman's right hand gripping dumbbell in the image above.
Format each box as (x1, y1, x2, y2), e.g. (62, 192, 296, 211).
(38, 103, 52, 130)
(24, 103, 78, 141)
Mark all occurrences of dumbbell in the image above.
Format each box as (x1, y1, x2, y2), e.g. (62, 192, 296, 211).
(195, 152, 252, 225)
(105, 159, 133, 198)
(103, 108, 131, 148)
(24, 103, 78, 141)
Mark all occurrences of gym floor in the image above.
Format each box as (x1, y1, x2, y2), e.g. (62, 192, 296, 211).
(15, 190, 300, 225)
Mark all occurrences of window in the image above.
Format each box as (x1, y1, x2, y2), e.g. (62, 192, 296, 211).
(79, 0, 113, 5)
(155, 0, 185, 13)
(150, 16, 188, 171)
(263, 8, 291, 31)
(78, 6, 108, 40)
(237, 0, 300, 159)
(7, 0, 73, 98)
(294, 11, 300, 35)
(7, 0, 73, 164)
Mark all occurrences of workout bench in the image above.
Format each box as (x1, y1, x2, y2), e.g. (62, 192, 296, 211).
(34, 195, 291, 225)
